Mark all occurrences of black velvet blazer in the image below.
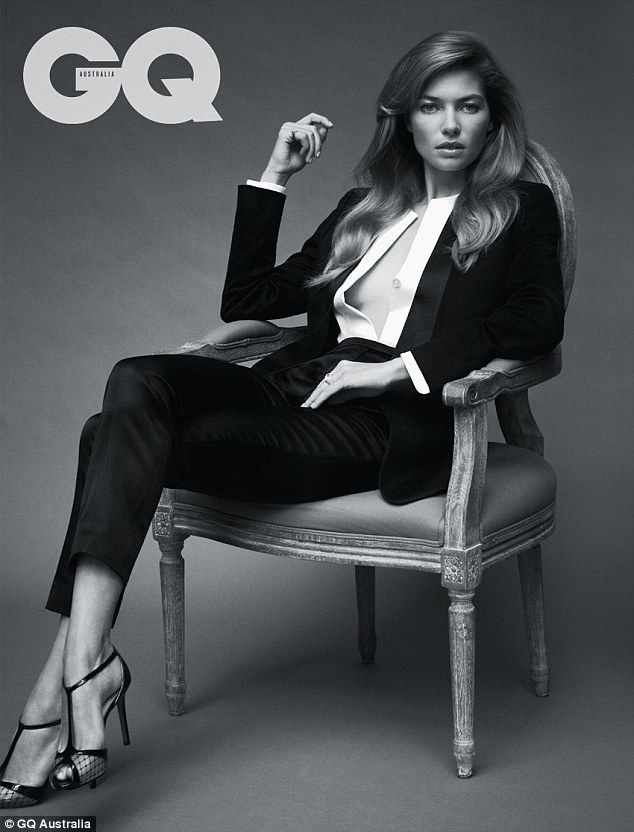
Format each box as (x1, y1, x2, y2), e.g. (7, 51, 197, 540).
(220, 181, 565, 505)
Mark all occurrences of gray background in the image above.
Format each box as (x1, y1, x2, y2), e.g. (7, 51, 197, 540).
(1, 1, 633, 830)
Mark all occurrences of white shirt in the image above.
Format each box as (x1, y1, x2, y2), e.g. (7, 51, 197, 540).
(245, 180, 459, 394)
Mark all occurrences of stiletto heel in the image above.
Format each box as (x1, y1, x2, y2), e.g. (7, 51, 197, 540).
(0, 718, 61, 808)
(116, 691, 130, 746)
(49, 647, 131, 792)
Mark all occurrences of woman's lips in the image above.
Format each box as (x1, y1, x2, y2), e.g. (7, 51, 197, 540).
(436, 146, 465, 155)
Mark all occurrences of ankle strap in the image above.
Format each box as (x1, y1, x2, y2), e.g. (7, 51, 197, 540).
(66, 648, 120, 692)
(18, 718, 62, 729)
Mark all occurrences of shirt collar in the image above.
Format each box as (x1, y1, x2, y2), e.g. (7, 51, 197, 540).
(411, 192, 460, 218)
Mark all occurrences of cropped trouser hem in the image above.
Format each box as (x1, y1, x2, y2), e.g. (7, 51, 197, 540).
(45, 550, 129, 625)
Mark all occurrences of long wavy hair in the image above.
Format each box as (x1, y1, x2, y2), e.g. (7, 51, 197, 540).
(304, 30, 527, 289)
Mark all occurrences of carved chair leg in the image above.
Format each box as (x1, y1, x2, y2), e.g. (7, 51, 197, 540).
(355, 565, 376, 662)
(448, 589, 476, 778)
(517, 544, 550, 696)
(159, 537, 186, 715)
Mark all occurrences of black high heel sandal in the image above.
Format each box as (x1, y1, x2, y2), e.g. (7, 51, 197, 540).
(0, 718, 62, 808)
(49, 647, 131, 791)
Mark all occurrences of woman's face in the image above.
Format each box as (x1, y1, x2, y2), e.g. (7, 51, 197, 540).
(406, 68, 493, 174)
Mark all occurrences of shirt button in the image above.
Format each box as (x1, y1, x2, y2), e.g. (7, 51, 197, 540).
(392, 277, 401, 288)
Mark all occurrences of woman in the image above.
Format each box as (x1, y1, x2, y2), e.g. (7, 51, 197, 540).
(1, 30, 564, 806)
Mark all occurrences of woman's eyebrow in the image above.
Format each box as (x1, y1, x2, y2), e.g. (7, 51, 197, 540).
(420, 93, 485, 103)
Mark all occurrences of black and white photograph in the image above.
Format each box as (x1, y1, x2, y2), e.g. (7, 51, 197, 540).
(1, 1, 632, 830)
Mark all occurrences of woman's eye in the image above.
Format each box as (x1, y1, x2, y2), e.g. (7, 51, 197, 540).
(462, 103, 480, 113)
(420, 102, 437, 112)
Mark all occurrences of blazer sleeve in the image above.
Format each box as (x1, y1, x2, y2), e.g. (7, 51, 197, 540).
(220, 184, 354, 322)
(406, 182, 566, 394)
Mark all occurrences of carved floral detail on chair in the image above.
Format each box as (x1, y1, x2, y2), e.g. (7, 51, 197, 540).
(443, 552, 481, 588)
(153, 510, 172, 538)
(443, 555, 464, 584)
(467, 552, 481, 585)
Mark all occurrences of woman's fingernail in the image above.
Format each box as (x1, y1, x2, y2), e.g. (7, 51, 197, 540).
(316, 151, 320, 157)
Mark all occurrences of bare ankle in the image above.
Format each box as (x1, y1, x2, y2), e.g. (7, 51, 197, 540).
(63, 636, 114, 682)
(22, 678, 63, 722)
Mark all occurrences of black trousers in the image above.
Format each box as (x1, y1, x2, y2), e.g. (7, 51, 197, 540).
(45, 338, 393, 627)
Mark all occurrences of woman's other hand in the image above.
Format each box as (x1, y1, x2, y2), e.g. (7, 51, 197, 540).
(301, 358, 410, 408)
(260, 113, 333, 187)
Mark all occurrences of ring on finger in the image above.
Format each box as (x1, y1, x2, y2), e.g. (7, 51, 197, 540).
(323, 372, 336, 385)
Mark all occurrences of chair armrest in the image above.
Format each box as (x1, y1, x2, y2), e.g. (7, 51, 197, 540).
(156, 320, 308, 364)
(440, 346, 562, 569)
(442, 347, 562, 408)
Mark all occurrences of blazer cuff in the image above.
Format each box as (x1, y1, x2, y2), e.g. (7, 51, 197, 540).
(400, 351, 430, 395)
(246, 179, 287, 194)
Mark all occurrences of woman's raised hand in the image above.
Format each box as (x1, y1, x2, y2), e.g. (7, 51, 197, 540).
(261, 113, 333, 186)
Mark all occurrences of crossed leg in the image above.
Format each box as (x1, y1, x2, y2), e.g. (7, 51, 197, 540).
(3, 353, 389, 793)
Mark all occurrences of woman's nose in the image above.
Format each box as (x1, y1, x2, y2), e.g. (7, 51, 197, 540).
(441, 110, 460, 136)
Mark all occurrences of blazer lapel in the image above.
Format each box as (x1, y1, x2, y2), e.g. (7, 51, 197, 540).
(392, 217, 457, 355)
(327, 261, 359, 301)
(311, 212, 456, 355)
(311, 260, 360, 323)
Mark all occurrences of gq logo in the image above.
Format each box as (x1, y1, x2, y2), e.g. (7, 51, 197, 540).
(23, 27, 222, 124)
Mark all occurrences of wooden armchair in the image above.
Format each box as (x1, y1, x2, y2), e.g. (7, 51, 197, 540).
(152, 141, 576, 778)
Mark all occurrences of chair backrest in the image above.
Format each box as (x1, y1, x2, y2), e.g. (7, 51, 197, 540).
(521, 140, 577, 307)
(491, 142, 576, 456)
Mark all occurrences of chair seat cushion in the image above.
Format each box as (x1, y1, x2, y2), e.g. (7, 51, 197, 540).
(173, 442, 555, 545)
